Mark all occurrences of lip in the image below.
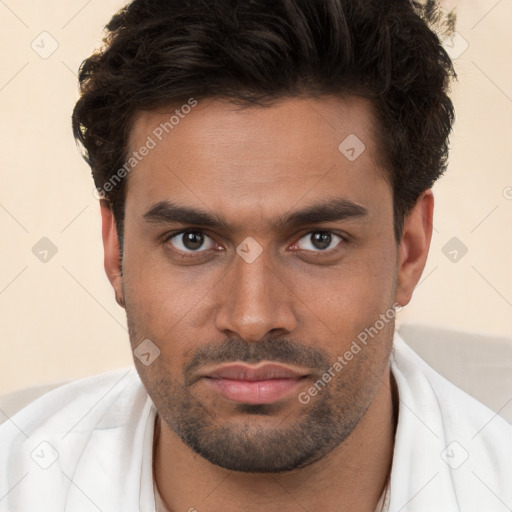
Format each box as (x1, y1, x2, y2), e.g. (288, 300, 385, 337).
(199, 363, 309, 404)
(203, 363, 308, 381)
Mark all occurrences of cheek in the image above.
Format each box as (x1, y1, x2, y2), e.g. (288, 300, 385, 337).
(123, 242, 220, 323)
(302, 250, 396, 349)
(122, 253, 220, 373)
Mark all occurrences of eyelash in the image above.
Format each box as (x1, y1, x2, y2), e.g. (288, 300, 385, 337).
(162, 229, 348, 259)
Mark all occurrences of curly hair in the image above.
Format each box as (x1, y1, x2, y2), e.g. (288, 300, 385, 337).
(72, 0, 457, 253)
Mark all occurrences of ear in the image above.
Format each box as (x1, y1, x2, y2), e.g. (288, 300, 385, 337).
(395, 189, 434, 307)
(100, 200, 125, 308)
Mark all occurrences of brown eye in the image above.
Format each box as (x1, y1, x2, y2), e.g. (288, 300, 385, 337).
(296, 231, 344, 252)
(168, 231, 216, 253)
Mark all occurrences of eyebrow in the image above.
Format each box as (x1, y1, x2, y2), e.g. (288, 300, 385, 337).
(142, 197, 369, 231)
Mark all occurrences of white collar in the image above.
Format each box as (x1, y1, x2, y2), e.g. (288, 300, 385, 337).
(137, 332, 512, 512)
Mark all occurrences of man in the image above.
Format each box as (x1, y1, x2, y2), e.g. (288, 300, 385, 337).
(1, 0, 511, 511)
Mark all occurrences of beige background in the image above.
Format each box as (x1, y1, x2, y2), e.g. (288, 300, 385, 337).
(0, 0, 511, 394)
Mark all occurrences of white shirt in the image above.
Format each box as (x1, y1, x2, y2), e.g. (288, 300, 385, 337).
(0, 332, 511, 512)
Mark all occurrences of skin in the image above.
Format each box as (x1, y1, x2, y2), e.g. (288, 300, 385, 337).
(100, 96, 433, 512)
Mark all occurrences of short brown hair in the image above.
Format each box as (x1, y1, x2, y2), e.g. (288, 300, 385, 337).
(72, 0, 457, 253)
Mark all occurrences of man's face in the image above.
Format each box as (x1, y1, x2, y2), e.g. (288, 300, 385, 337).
(116, 96, 400, 472)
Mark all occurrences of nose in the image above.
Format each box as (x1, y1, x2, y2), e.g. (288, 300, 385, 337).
(214, 247, 297, 342)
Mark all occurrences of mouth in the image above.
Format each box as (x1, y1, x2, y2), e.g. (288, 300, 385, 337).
(199, 363, 310, 404)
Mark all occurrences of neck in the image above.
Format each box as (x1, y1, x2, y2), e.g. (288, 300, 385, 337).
(154, 369, 398, 512)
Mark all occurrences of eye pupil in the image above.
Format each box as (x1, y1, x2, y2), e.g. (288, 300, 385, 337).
(311, 231, 331, 250)
(183, 231, 204, 250)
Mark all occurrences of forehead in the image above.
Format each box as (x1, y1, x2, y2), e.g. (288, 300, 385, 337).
(124, 96, 391, 229)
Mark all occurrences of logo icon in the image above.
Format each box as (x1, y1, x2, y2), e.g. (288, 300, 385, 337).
(31, 441, 59, 469)
(442, 237, 468, 263)
(441, 441, 469, 469)
(32, 237, 58, 263)
(31, 32, 59, 59)
(338, 134, 366, 162)
(236, 237, 263, 264)
(442, 32, 469, 60)
(134, 339, 161, 366)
